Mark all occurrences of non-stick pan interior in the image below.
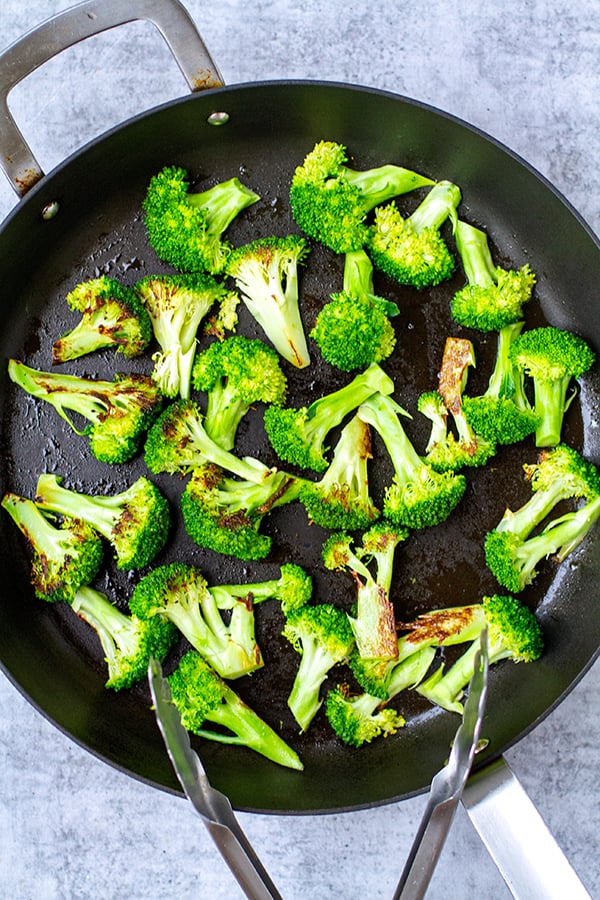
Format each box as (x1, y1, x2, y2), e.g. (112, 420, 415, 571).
(0, 82, 598, 813)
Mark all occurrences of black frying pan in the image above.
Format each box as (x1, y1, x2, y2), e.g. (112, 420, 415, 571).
(0, 0, 598, 817)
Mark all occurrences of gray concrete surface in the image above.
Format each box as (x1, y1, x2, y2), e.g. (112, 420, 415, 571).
(0, 2, 598, 898)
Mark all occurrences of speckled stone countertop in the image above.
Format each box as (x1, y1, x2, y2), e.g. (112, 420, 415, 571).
(0, 2, 598, 898)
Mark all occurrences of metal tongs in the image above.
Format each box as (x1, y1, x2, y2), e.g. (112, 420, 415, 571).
(148, 657, 282, 900)
(393, 629, 489, 899)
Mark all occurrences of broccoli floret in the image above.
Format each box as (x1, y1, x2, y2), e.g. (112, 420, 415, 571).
(509, 325, 596, 447)
(310, 249, 399, 371)
(226, 235, 311, 369)
(352, 603, 486, 698)
(484, 444, 600, 592)
(418, 337, 496, 471)
(210, 563, 313, 617)
(322, 522, 408, 661)
(34, 473, 170, 570)
(8, 360, 163, 464)
(283, 603, 355, 732)
(168, 649, 303, 770)
(462, 321, 539, 445)
(357, 393, 467, 529)
(298, 414, 380, 531)
(1, 492, 103, 604)
(326, 647, 436, 747)
(72, 586, 176, 690)
(131, 562, 265, 679)
(264, 362, 394, 472)
(451, 220, 536, 331)
(366, 181, 461, 288)
(289, 140, 434, 254)
(134, 273, 232, 399)
(52, 276, 153, 364)
(192, 335, 288, 450)
(142, 165, 260, 274)
(202, 288, 240, 340)
(417, 594, 544, 713)
(181, 462, 302, 561)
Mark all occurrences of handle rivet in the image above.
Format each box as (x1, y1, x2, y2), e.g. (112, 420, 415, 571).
(41, 200, 60, 220)
(207, 111, 230, 126)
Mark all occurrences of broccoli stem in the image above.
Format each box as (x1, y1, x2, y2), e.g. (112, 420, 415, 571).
(418, 638, 482, 712)
(72, 586, 139, 664)
(188, 177, 260, 238)
(308, 363, 395, 439)
(8, 360, 108, 433)
(486, 322, 529, 405)
(515, 496, 600, 579)
(342, 165, 434, 212)
(408, 181, 461, 234)
(358, 393, 421, 484)
(496, 477, 580, 541)
(454, 220, 497, 287)
(287, 641, 337, 732)
(203, 382, 247, 451)
(2, 492, 70, 561)
(35, 474, 126, 539)
(533, 377, 574, 447)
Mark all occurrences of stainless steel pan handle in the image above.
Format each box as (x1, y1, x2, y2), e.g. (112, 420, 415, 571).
(0, 0, 224, 197)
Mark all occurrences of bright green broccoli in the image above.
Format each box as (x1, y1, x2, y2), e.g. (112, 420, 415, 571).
(417, 594, 544, 713)
(325, 647, 436, 747)
(298, 414, 380, 531)
(484, 444, 600, 592)
(357, 392, 467, 529)
(52, 276, 153, 364)
(263, 362, 394, 472)
(283, 603, 355, 732)
(226, 235, 311, 368)
(310, 249, 399, 371)
(134, 272, 236, 399)
(167, 649, 303, 770)
(72, 585, 177, 690)
(142, 165, 260, 274)
(181, 462, 302, 561)
(289, 140, 434, 254)
(366, 180, 461, 288)
(450, 220, 536, 331)
(322, 522, 408, 661)
(461, 321, 539, 446)
(209, 563, 313, 617)
(192, 335, 288, 450)
(34, 473, 170, 570)
(131, 562, 266, 679)
(8, 360, 163, 464)
(417, 337, 496, 471)
(509, 325, 596, 447)
(1, 492, 103, 604)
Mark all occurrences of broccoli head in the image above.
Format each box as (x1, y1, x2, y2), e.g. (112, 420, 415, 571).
(1, 492, 103, 604)
(52, 276, 153, 364)
(142, 165, 260, 274)
(289, 140, 434, 253)
(167, 649, 303, 769)
(34, 473, 170, 570)
(451, 220, 536, 331)
(366, 181, 461, 288)
(8, 360, 163, 464)
(192, 334, 287, 450)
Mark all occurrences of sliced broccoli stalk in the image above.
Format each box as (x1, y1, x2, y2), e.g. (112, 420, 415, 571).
(8, 360, 163, 464)
(310, 249, 399, 371)
(34, 473, 170, 570)
(72, 586, 177, 690)
(142, 166, 260, 274)
(357, 393, 466, 529)
(226, 235, 311, 369)
(366, 181, 461, 288)
(264, 362, 394, 472)
(168, 650, 303, 770)
(462, 321, 539, 445)
(192, 335, 288, 450)
(509, 325, 596, 447)
(52, 276, 153, 364)
(1, 492, 103, 604)
(181, 463, 303, 561)
(283, 603, 355, 732)
(322, 522, 408, 661)
(209, 563, 313, 617)
(352, 603, 487, 698)
(418, 337, 497, 471)
(135, 273, 231, 399)
(289, 140, 435, 253)
(131, 562, 264, 679)
(298, 414, 380, 531)
(451, 221, 536, 331)
(417, 594, 544, 713)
